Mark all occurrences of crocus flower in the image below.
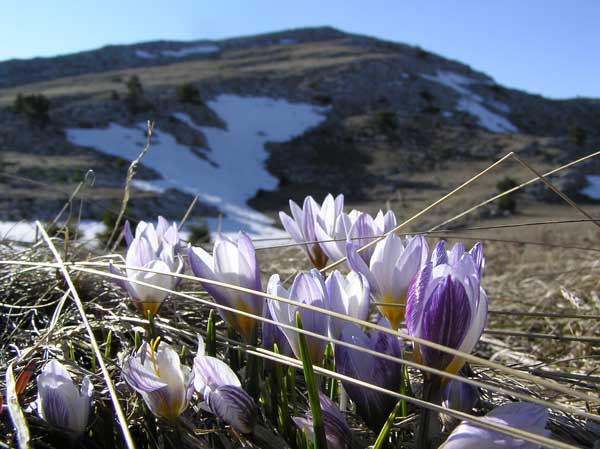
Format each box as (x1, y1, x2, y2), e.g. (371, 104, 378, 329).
(316, 209, 396, 265)
(122, 340, 194, 420)
(347, 234, 429, 329)
(431, 240, 485, 277)
(111, 218, 184, 319)
(267, 269, 329, 365)
(279, 194, 344, 269)
(439, 402, 550, 449)
(187, 232, 263, 343)
(324, 270, 370, 339)
(37, 360, 93, 436)
(405, 245, 488, 376)
(335, 320, 403, 431)
(293, 392, 351, 449)
(124, 216, 180, 253)
(194, 336, 257, 433)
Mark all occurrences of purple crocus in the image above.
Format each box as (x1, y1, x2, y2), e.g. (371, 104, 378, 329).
(37, 360, 93, 436)
(194, 336, 257, 433)
(279, 194, 344, 269)
(187, 232, 263, 343)
(431, 240, 485, 277)
(347, 233, 429, 329)
(267, 269, 329, 365)
(405, 244, 488, 375)
(110, 218, 184, 319)
(121, 341, 194, 420)
(439, 402, 550, 449)
(440, 377, 479, 429)
(335, 320, 403, 431)
(316, 209, 396, 265)
(293, 392, 351, 449)
(324, 270, 370, 339)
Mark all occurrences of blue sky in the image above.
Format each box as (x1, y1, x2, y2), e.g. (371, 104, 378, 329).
(2, 1, 598, 99)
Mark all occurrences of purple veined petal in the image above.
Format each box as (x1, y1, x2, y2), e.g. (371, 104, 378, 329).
(431, 240, 448, 266)
(289, 199, 306, 232)
(382, 209, 397, 233)
(301, 196, 319, 242)
(262, 305, 294, 357)
(37, 360, 93, 435)
(126, 259, 173, 303)
(346, 240, 380, 297)
(333, 193, 344, 217)
(193, 354, 241, 393)
(418, 276, 472, 371)
(280, 210, 304, 243)
(295, 392, 351, 449)
(448, 242, 466, 266)
(206, 385, 257, 434)
(335, 323, 401, 431)
(236, 231, 261, 288)
(314, 218, 345, 263)
(156, 216, 170, 239)
(124, 220, 134, 246)
(266, 274, 302, 357)
(109, 262, 130, 291)
(122, 342, 191, 419)
(348, 212, 376, 263)
(319, 193, 337, 233)
(457, 286, 488, 355)
(469, 241, 485, 277)
(440, 402, 550, 449)
(442, 378, 479, 415)
(405, 262, 433, 336)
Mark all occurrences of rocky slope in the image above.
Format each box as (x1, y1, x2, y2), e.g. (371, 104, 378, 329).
(1, 26, 598, 227)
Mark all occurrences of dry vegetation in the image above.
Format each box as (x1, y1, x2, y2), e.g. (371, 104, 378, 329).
(0, 150, 599, 449)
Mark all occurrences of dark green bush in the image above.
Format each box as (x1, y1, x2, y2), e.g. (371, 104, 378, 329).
(373, 110, 398, 132)
(125, 75, 150, 114)
(568, 126, 586, 147)
(13, 93, 51, 127)
(312, 94, 332, 106)
(188, 222, 211, 244)
(496, 176, 519, 213)
(177, 83, 203, 105)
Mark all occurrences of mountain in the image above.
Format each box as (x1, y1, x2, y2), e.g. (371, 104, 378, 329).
(1, 27, 598, 235)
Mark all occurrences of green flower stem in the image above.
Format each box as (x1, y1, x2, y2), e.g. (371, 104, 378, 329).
(296, 312, 327, 449)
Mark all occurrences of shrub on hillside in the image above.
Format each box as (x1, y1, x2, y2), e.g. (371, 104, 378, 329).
(13, 93, 51, 127)
(373, 109, 398, 132)
(125, 75, 150, 114)
(568, 126, 586, 147)
(496, 176, 519, 213)
(177, 83, 203, 105)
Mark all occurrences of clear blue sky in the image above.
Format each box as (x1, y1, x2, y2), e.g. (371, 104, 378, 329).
(2, 0, 598, 99)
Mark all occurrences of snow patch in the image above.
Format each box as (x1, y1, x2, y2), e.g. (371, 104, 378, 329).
(422, 71, 517, 133)
(66, 95, 328, 237)
(279, 38, 297, 45)
(161, 45, 220, 58)
(134, 49, 156, 60)
(0, 221, 105, 244)
(131, 179, 166, 194)
(581, 175, 600, 199)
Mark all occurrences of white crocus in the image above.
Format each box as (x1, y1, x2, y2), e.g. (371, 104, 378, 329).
(122, 341, 193, 420)
(324, 270, 370, 339)
(37, 360, 93, 436)
(347, 233, 429, 329)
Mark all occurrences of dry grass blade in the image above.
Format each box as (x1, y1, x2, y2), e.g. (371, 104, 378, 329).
(107, 121, 154, 252)
(6, 362, 31, 449)
(429, 149, 600, 232)
(35, 222, 137, 449)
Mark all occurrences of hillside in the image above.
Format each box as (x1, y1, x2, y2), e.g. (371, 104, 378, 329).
(1, 26, 599, 236)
